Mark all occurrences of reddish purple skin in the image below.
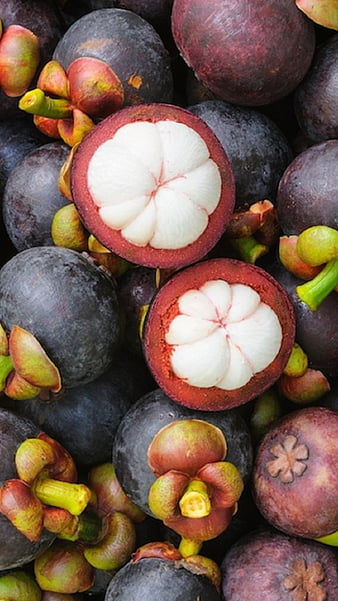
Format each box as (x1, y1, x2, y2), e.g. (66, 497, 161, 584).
(253, 407, 338, 539)
(221, 528, 338, 601)
(171, 0, 316, 106)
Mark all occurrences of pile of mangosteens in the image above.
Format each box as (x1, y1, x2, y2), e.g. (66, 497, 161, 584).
(0, 0, 337, 599)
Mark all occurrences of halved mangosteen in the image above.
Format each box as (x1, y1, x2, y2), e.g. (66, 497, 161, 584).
(70, 103, 235, 269)
(142, 257, 295, 411)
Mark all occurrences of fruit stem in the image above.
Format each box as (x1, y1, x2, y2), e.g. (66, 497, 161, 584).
(296, 258, 338, 310)
(179, 479, 211, 518)
(178, 537, 203, 557)
(230, 235, 268, 264)
(33, 476, 92, 516)
(19, 88, 73, 119)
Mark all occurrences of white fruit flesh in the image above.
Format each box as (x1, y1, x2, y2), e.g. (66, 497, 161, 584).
(165, 280, 282, 390)
(87, 120, 222, 249)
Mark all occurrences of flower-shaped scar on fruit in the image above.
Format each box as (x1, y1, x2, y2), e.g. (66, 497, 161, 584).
(143, 258, 296, 411)
(147, 419, 244, 556)
(70, 103, 235, 269)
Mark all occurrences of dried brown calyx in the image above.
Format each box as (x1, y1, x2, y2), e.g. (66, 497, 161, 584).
(266, 434, 309, 483)
(283, 558, 327, 601)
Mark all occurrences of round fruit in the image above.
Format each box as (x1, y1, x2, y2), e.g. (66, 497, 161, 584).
(171, 0, 315, 106)
(142, 257, 295, 411)
(2, 141, 70, 251)
(0, 246, 121, 390)
(71, 103, 235, 269)
(253, 406, 338, 539)
(52, 8, 173, 108)
(221, 527, 338, 601)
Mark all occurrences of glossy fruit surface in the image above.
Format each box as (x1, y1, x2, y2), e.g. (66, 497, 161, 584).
(0, 246, 121, 389)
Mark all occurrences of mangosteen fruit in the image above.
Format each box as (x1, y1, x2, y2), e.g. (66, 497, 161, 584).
(104, 553, 221, 601)
(0, 407, 55, 570)
(2, 141, 70, 252)
(253, 406, 338, 540)
(9, 350, 154, 468)
(171, 0, 316, 106)
(142, 257, 295, 411)
(83, 0, 174, 34)
(70, 103, 235, 269)
(0, 246, 121, 396)
(188, 99, 293, 210)
(221, 527, 338, 600)
(52, 8, 174, 108)
(276, 139, 338, 235)
(294, 33, 338, 143)
(112, 388, 253, 518)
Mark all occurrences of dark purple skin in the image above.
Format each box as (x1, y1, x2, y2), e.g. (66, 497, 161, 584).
(276, 139, 338, 235)
(221, 527, 338, 601)
(294, 33, 338, 143)
(0, 0, 66, 119)
(188, 100, 293, 210)
(81, 0, 174, 32)
(7, 351, 154, 468)
(0, 246, 121, 389)
(104, 556, 221, 601)
(52, 8, 174, 108)
(2, 141, 70, 252)
(171, 0, 316, 106)
(112, 388, 253, 515)
(268, 259, 338, 378)
(117, 266, 158, 357)
(0, 117, 48, 265)
(0, 407, 55, 570)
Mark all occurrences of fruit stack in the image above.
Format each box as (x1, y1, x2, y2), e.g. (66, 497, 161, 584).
(0, 1, 337, 600)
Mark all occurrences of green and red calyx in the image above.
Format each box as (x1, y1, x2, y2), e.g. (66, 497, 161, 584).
(279, 225, 338, 310)
(0, 323, 61, 400)
(19, 57, 125, 146)
(147, 419, 244, 555)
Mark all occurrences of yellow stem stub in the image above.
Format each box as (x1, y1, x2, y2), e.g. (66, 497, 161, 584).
(179, 479, 211, 518)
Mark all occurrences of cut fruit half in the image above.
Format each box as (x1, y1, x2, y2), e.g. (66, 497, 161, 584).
(70, 103, 235, 268)
(143, 258, 296, 410)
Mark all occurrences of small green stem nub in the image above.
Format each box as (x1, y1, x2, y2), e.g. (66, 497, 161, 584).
(19, 88, 73, 119)
(296, 259, 338, 310)
(34, 476, 92, 515)
(230, 235, 268, 264)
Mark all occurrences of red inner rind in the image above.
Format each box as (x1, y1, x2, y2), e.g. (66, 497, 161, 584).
(70, 103, 235, 268)
(143, 257, 296, 411)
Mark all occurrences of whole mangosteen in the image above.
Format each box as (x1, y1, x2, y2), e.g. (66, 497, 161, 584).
(171, 0, 316, 106)
(221, 527, 338, 600)
(0, 246, 121, 397)
(2, 141, 70, 251)
(253, 406, 338, 540)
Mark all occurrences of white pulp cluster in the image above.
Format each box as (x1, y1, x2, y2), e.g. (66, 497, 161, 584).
(87, 120, 222, 249)
(165, 279, 282, 390)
